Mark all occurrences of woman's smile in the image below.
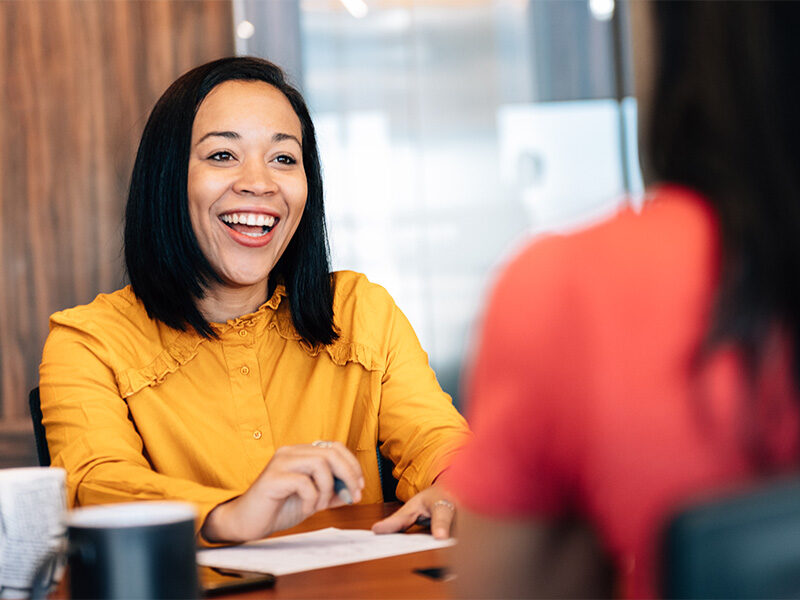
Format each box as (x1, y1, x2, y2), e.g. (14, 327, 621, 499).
(218, 209, 281, 247)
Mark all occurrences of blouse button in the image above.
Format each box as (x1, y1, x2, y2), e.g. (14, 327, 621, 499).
(238, 329, 248, 337)
(240, 365, 250, 375)
(253, 430, 262, 440)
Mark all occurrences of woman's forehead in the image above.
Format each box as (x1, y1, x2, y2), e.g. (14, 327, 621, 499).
(192, 80, 303, 142)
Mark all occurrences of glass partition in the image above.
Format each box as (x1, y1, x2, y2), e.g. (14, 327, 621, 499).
(236, 0, 642, 406)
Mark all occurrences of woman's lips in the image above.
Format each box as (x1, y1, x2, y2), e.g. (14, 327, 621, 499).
(218, 211, 280, 248)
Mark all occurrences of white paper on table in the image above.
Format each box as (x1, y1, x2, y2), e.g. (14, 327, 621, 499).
(197, 527, 454, 575)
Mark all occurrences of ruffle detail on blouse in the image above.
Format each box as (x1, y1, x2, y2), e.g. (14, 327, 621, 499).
(115, 287, 289, 396)
(263, 285, 286, 310)
(266, 304, 302, 341)
(323, 340, 385, 372)
(113, 279, 385, 395)
(116, 333, 207, 398)
(266, 302, 385, 372)
(292, 337, 383, 372)
(210, 285, 287, 334)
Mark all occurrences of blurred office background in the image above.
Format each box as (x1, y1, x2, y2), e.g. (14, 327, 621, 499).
(0, 0, 641, 466)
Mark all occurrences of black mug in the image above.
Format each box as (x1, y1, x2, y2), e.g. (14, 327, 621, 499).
(65, 502, 199, 600)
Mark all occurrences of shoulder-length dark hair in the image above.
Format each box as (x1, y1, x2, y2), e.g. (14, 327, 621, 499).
(125, 56, 337, 345)
(647, 3, 800, 384)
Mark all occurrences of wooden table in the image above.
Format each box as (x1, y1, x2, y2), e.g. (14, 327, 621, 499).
(56, 503, 452, 599)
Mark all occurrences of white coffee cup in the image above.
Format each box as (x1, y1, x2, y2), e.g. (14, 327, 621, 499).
(0, 467, 67, 599)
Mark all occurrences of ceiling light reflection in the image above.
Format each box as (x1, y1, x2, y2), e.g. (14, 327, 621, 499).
(340, 0, 369, 19)
(589, 0, 614, 22)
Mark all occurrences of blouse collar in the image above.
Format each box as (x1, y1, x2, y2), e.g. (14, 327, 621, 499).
(209, 284, 287, 334)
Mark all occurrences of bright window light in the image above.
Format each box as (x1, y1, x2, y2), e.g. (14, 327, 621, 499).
(236, 20, 255, 40)
(589, 0, 615, 22)
(340, 0, 368, 19)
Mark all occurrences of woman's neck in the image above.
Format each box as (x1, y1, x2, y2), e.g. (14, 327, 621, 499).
(197, 281, 270, 324)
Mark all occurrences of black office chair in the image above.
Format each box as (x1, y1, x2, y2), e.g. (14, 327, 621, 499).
(28, 386, 51, 467)
(663, 476, 800, 598)
(377, 448, 398, 503)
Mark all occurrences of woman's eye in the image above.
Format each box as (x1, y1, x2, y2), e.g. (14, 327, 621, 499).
(275, 154, 297, 165)
(208, 151, 234, 162)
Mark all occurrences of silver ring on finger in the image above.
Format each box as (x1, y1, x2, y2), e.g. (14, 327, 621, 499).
(433, 499, 456, 512)
(312, 440, 334, 448)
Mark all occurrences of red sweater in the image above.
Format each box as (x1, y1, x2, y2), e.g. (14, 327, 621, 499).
(448, 185, 800, 598)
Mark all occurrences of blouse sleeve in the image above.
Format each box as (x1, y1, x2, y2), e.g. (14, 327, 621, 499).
(375, 298, 471, 501)
(39, 322, 240, 539)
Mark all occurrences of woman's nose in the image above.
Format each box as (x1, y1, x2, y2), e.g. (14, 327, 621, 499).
(233, 160, 278, 196)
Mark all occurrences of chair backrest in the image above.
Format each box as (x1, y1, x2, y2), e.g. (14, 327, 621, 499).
(28, 386, 51, 467)
(377, 447, 398, 503)
(663, 477, 800, 599)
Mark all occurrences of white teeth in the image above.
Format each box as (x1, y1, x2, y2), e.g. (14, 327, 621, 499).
(220, 213, 278, 228)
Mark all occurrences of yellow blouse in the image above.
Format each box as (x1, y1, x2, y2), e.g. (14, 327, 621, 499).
(39, 271, 470, 533)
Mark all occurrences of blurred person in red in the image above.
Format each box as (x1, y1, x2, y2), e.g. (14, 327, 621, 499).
(446, 2, 800, 597)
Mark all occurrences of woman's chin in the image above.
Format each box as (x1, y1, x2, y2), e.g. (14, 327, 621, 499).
(214, 272, 271, 294)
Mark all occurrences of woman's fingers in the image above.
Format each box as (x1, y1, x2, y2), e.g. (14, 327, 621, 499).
(372, 485, 457, 538)
(303, 458, 336, 511)
(300, 442, 364, 504)
(371, 500, 422, 534)
(328, 441, 366, 489)
(268, 443, 364, 505)
(430, 499, 456, 539)
(285, 472, 321, 517)
(206, 442, 365, 543)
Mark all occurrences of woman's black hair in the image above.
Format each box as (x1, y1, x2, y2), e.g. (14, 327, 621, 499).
(125, 56, 337, 345)
(647, 3, 800, 453)
(645, 1, 800, 366)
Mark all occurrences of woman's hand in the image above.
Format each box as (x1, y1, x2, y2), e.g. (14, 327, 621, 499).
(371, 482, 456, 539)
(201, 441, 364, 543)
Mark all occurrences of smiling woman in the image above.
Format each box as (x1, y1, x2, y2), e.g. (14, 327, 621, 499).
(123, 58, 334, 346)
(38, 57, 470, 544)
(186, 80, 308, 323)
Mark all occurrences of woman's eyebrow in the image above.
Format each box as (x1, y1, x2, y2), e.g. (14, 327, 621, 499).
(273, 132, 301, 147)
(195, 131, 239, 146)
(194, 131, 301, 147)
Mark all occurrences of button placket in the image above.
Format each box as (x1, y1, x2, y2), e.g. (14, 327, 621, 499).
(222, 327, 272, 460)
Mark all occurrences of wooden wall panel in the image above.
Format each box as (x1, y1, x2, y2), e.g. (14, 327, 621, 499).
(0, 0, 234, 466)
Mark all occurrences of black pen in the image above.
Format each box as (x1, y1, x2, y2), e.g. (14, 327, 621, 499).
(414, 515, 431, 528)
(333, 476, 353, 504)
